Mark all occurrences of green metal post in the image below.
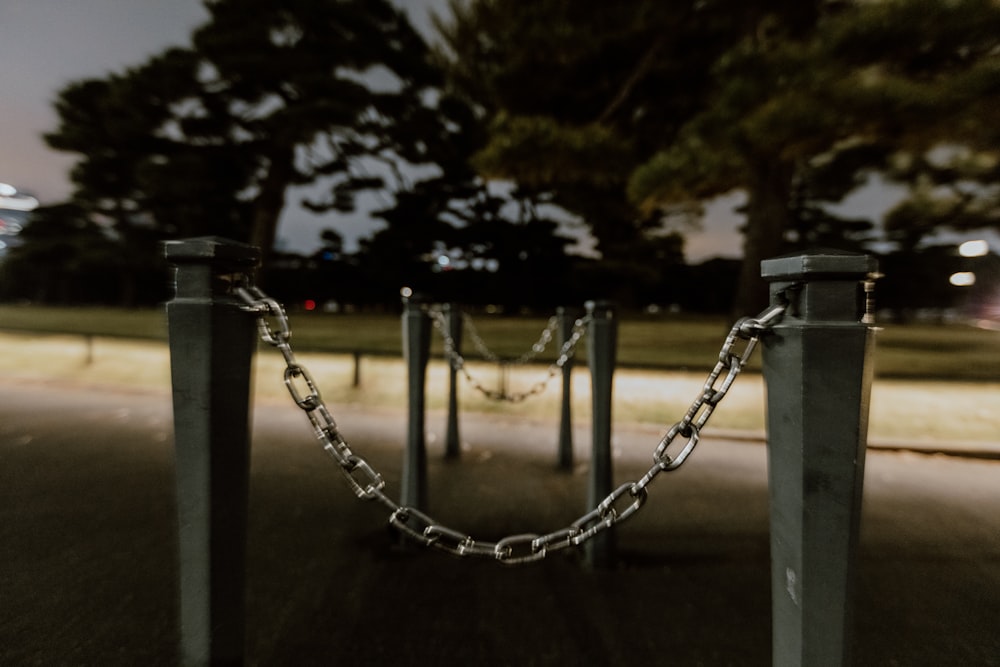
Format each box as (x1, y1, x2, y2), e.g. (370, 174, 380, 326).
(585, 300, 617, 568)
(556, 306, 577, 471)
(401, 294, 431, 511)
(164, 237, 260, 667)
(760, 251, 878, 667)
(444, 303, 462, 460)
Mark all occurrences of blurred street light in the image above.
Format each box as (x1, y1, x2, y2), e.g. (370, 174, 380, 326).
(949, 271, 976, 287)
(959, 239, 989, 257)
(0, 183, 39, 211)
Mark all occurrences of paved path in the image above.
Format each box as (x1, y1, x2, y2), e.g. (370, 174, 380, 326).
(1, 381, 998, 666)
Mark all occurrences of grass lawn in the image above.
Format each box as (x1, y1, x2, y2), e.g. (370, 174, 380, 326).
(2, 304, 999, 380)
(0, 304, 997, 444)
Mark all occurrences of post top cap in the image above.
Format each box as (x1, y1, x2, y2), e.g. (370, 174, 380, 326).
(761, 249, 878, 281)
(400, 286, 430, 304)
(163, 237, 261, 266)
(585, 299, 616, 315)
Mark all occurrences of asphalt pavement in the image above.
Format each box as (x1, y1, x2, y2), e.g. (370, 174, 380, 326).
(1, 380, 998, 666)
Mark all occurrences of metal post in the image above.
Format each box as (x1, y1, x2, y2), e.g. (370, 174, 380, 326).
(164, 237, 260, 667)
(401, 293, 431, 511)
(444, 303, 462, 459)
(84, 333, 94, 366)
(585, 300, 617, 568)
(498, 362, 509, 400)
(760, 251, 878, 667)
(556, 306, 577, 471)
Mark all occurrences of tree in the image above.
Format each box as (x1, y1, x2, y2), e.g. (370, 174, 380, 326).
(43, 0, 453, 266)
(190, 0, 455, 255)
(434, 0, 828, 310)
(438, 0, 1000, 314)
(881, 147, 1000, 253)
(40, 51, 226, 301)
(629, 0, 1000, 312)
(0, 203, 163, 304)
(34, 0, 586, 308)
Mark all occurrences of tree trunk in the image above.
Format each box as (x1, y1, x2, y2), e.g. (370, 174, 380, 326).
(732, 159, 794, 317)
(249, 146, 295, 258)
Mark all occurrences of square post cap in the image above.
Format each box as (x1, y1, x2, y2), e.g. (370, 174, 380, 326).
(164, 237, 260, 301)
(585, 300, 616, 319)
(761, 249, 878, 282)
(761, 249, 879, 324)
(164, 236, 261, 269)
(400, 289, 430, 307)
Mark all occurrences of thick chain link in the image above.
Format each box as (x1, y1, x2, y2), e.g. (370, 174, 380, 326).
(237, 282, 787, 565)
(430, 308, 590, 403)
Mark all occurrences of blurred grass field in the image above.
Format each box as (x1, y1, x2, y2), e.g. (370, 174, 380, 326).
(2, 304, 999, 379)
(0, 305, 997, 444)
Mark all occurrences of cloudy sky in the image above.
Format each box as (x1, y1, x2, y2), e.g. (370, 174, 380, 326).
(0, 0, 749, 259)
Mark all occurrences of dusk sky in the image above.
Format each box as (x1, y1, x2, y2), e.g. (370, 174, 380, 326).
(3, 1, 208, 202)
(2, 1, 926, 261)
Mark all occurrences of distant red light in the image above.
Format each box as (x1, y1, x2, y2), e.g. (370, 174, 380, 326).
(304, 299, 317, 311)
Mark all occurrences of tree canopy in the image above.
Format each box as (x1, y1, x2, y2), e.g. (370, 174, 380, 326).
(628, 0, 1000, 310)
(439, 0, 1000, 313)
(21, 0, 595, 306)
(40, 0, 476, 261)
(8, 0, 1000, 313)
(435, 1, 826, 305)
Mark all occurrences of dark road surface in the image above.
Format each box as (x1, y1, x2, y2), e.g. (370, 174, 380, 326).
(1, 381, 998, 666)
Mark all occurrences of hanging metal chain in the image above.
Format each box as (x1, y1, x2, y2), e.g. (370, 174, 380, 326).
(237, 281, 787, 565)
(430, 308, 589, 403)
(462, 313, 560, 365)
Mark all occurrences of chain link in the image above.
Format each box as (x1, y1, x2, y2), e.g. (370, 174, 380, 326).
(431, 308, 590, 403)
(462, 313, 560, 365)
(237, 281, 788, 565)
